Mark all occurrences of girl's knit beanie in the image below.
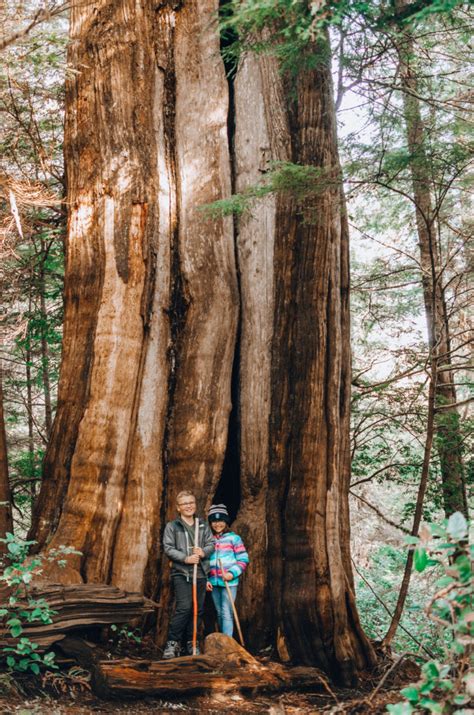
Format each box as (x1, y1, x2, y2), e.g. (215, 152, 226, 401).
(207, 503, 230, 524)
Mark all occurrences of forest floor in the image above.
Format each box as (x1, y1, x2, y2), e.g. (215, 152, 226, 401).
(0, 679, 417, 715)
(0, 665, 419, 714)
(0, 636, 420, 714)
(0, 688, 411, 714)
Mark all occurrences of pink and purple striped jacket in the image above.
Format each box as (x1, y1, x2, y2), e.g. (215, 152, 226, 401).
(208, 531, 249, 587)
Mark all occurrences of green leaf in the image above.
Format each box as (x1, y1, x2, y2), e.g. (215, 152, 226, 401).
(414, 546, 428, 572)
(400, 686, 419, 702)
(7, 542, 21, 556)
(419, 698, 443, 713)
(454, 694, 470, 705)
(423, 661, 440, 678)
(447, 512, 468, 540)
(386, 704, 414, 715)
(30, 662, 40, 675)
(436, 576, 455, 588)
(439, 679, 454, 690)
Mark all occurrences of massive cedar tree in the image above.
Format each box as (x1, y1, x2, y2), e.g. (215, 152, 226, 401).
(30, 0, 375, 684)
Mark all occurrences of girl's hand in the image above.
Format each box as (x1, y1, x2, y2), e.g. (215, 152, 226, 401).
(206, 582, 213, 592)
(224, 572, 234, 581)
(193, 546, 205, 558)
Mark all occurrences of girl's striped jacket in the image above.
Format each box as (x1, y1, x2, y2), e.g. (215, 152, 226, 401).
(208, 531, 249, 587)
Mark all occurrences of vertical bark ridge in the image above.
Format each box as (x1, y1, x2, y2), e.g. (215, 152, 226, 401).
(31, 0, 162, 583)
(163, 0, 238, 516)
(151, 3, 187, 633)
(29, 82, 106, 550)
(211, 17, 242, 522)
(232, 49, 290, 647)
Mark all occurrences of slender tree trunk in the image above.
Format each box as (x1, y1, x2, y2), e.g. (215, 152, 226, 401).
(396, 5, 468, 518)
(383, 377, 436, 645)
(25, 321, 35, 490)
(39, 241, 53, 438)
(0, 368, 14, 548)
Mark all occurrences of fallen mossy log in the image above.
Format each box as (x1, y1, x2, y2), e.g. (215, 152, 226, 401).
(58, 633, 330, 699)
(0, 583, 154, 649)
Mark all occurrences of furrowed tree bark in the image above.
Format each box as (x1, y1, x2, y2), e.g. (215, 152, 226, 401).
(0, 369, 13, 547)
(154, 0, 238, 638)
(158, 0, 238, 514)
(396, 2, 468, 518)
(232, 48, 289, 647)
(29, 0, 373, 684)
(30, 0, 237, 597)
(32, 0, 164, 587)
(233, 38, 376, 684)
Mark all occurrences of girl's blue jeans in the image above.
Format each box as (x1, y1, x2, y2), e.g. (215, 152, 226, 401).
(211, 585, 238, 637)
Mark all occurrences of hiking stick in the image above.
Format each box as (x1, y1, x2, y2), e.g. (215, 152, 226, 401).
(218, 558, 245, 647)
(192, 517, 199, 655)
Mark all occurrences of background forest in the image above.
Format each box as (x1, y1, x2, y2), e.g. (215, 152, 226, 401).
(0, 0, 472, 710)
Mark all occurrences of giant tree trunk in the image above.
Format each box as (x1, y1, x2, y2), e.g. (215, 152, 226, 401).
(232, 40, 375, 683)
(397, 14, 468, 517)
(30, 0, 238, 592)
(30, 0, 373, 684)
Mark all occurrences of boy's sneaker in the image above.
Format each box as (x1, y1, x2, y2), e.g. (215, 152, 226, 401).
(162, 640, 180, 659)
(186, 641, 200, 656)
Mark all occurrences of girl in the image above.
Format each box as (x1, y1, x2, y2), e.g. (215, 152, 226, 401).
(207, 504, 249, 638)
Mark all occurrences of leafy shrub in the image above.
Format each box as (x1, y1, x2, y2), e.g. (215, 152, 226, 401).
(387, 512, 473, 715)
(0, 532, 79, 674)
(356, 544, 445, 657)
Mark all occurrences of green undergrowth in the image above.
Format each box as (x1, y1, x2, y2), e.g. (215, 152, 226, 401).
(356, 544, 446, 658)
(0, 533, 80, 675)
(386, 512, 473, 715)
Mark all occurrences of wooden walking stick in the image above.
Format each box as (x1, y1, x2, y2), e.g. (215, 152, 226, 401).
(192, 517, 199, 655)
(218, 558, 245, 647)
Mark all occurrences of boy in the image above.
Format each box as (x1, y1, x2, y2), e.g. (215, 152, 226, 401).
(162, 490, 214, 658)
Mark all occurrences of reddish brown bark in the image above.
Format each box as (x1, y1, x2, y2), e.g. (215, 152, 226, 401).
(232, 41, 375, 682)
(30, 0, 237, 595)
(30, 1, 373, 684)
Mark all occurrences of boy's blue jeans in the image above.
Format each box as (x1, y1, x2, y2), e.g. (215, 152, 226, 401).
(211, 585, 238, 636)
